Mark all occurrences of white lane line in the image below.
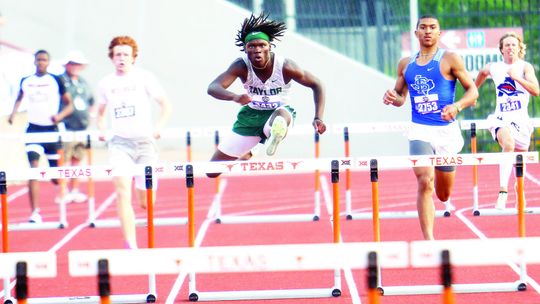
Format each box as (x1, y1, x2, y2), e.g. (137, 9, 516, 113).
(455, 205, 540, 293)
(7, 187, 28, 204)
(165, 178, 227, 304)
(321, 175, 361, 304)
(0, 192, 116, 299)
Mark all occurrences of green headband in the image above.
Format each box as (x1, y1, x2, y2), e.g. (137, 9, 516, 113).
(244, 31, 270, 44)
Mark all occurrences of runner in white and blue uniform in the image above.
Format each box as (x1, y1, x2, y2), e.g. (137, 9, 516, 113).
(476, 32, 539, 209)
(383, 15, 478, 240)
(206, 13, 326, 177)
(8, 49, 73, 223)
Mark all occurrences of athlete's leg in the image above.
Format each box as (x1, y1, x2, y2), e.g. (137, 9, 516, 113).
(413, 166, 436, 240)
(434, 168, 456, 202)
(108, 137, 138, 248)
(28, 158, 40, 212)
(265, 108, 293, 156)
(114, 175, 137, 248)
(496, 127, 515, 192)
(207, 133, 261, 178)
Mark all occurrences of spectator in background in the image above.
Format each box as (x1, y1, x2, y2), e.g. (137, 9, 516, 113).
(475, 32, 540, 209)
(8, 50, 73, 223)
(96, 36, 171, 249)
(58, 50, 95, 204)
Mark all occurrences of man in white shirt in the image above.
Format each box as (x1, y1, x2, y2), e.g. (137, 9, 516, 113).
(476, 32, 539, 209)
(8, 50, 73, 223)
(96, 36, 171, 249)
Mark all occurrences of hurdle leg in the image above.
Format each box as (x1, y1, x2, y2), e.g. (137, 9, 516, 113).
(86, 135, 97, 226)
(313, 132, 321, 220)
(441, 250, 456, 304)
(367, 252, 380, 304)
(331, 160, 342, 295)
(1, 172, 8, 252)
(342, 127, 353, 219)
(15, 262, 28, 304)
(184, 165, 200, 301)
(470, 123, 480, 215)
(144, 167, 157, 301)
(515, 155, 528, 290)
(369, 160, 383, 288)
(2, 172, 13, 304)
(57, 141, 68, 229)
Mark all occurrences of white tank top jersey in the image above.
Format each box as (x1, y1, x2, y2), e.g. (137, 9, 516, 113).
(20, 73, 64, 126)
(489, 60, 531, 121)
(241, 53, 291, 110)
(97, 68, 165, 139)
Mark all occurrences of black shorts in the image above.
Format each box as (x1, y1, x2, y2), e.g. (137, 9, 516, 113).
(25, 123, 61, 167)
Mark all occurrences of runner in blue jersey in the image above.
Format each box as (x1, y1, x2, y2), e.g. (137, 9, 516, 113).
(206, 13, 326, 177)
(383, 15, 478, 240)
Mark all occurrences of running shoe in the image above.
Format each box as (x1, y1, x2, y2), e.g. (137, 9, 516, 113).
(266, 116, 287, 156)
(495, 191, 507, 210)
(29, 209, 42, 223)
(55, 194, 71, 205)
(70, 189, 88, 204)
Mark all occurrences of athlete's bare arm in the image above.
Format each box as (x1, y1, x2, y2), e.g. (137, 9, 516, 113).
(475, 63, 492, 88)
(7, 90, 24, 125)
(207, 59, 251, 105)
(383, 57, 409, 107)
(283, 59, 326, 134)
(510, 62, 540, 96)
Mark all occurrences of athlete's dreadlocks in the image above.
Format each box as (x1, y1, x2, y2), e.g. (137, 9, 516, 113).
(235, 13, 287, 50)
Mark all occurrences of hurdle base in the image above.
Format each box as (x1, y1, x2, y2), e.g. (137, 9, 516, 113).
(189, 287, 339, 301)
(1, 221, 67, 232)
(347, 210, 449, 220)
(5, 293, 156, 304)
(380, 281, 524, 295)
(215, 214, 320, 224)
(89, 217, 188, 228)
(473, 207, 540, 216)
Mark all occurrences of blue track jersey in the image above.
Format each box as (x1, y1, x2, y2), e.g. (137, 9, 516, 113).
(405, 49, 456, 126)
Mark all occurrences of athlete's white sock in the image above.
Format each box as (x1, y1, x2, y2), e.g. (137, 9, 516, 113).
(499, 160, 513, 190)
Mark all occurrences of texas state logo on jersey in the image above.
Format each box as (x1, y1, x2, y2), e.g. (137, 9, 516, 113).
(411, 75, 435, 95)
(410, 75, 440, 115)
(497, 77, 524, 97)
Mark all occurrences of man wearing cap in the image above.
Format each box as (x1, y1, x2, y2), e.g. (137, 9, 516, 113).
(59, 50, 95, 203)
(206, 13, 326, 177)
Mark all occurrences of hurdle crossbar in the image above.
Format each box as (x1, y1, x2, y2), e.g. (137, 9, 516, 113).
(369, 155, 532, 295)
(384, 237, 540, 296)
(346, 152, 537, 220)
(190, 160, 344, 301)
(213, 133, 323, 224)
(466, 123, 540, 216)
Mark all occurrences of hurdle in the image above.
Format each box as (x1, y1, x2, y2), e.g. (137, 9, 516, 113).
(68, 241, 408, 302)
(409, 236, 540, 295)
(212, 130, 321, 224)
(88, 132, 190, 229)
(1, 165, 162, 303)
(460, 121, 540, 216)
(187, 160, 342, 301)
(367, 154, 535, 296)
(340, 123, 453, 219)
(67, 236, 540, 302)
(0, 251, 57, 304)
(0, 134, 70, 231)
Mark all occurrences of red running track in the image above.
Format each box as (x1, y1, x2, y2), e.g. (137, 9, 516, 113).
(1, 163, 540, 303)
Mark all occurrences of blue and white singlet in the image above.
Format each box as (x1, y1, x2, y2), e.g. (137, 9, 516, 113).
(405, 49, 456, 126)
